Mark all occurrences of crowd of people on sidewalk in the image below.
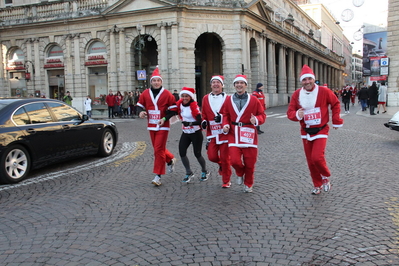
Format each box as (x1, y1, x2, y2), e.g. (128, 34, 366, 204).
(131, 64, 345, 195)
(104, 89, 141, 119)
(332, 81, 388, 115)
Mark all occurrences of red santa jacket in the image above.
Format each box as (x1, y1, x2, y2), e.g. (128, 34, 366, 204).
(220, 94, 266, 148)
(201, 93, 229, 144)
(137, 87, 177, 131)
(287, 85, 343, 141)
(252, 89, 266, 111)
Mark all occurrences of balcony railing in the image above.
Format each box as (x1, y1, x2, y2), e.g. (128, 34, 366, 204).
(0, 0, 108, 26)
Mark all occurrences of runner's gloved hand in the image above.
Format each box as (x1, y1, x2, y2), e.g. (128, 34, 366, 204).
(214, 112, 221, 123)
(201, 120, 207, 129)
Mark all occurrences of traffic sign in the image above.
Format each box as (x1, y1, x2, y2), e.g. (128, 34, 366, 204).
(381, 58, 389, 66)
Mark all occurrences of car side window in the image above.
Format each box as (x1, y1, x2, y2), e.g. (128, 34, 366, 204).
(47, 102, 81, 122)
(24, 103, 54, 124)
(13, 107, 30, 125)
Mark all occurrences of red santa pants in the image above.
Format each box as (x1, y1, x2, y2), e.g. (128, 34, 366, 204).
(207, 139, 231, 184)
(229, 146, 258, 188)
(302, 138, 331, 187)
(149, 130, 174, 175)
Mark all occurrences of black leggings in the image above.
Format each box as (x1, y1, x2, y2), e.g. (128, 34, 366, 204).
(179, 130, 206, 174)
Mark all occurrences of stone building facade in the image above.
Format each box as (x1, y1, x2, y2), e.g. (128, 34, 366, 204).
(0, 0, 345, 113)
(387, 0, 399, 106)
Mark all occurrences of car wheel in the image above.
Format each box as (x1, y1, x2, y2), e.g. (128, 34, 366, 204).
(98, 128, 115, 157)
(0, 145, 30, 184)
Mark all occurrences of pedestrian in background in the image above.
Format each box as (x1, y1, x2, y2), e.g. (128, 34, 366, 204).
(176, 87, 209, 183)
(358, 86, 369, 111)
(84, 95, 92, 118)
(341, 86, 352, 114)
(63, 91, 73, 105)
(114, 91, 123, 117)
(201, 75, 232, 188)
(377, 81, 387, 114)
(106, 90, 115, 119)
(121, 91, 130, 118)
(287, 65, 343, 195)
(220, 74, 266, 193)
(368, 81, 379, 115)
(252, 82, 266, 134)
(136, 67, 178, 186)
(173, 89, 180, 101)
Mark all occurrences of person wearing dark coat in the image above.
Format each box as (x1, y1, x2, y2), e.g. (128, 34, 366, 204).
(368, 82, 379, 115)
(357, 86, 369, 111)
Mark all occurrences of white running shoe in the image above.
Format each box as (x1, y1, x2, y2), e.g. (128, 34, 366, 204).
(167, 158, 176, 174)
(243, 185, 253, 193)
(311, 186, 322, 195)
(237, 176, 243, 185)
(151, 175, 162, 186)
(322, 179, 331, 192)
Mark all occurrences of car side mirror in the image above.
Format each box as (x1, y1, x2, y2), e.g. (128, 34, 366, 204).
(82, 114, 89, 121)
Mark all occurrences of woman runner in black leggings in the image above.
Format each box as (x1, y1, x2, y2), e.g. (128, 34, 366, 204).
(176, 87, 210, 183)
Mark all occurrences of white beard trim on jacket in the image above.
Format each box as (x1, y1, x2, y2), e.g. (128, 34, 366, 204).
(299, 85, 319, 110)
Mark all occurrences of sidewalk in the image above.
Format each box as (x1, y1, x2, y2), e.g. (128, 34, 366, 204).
(355, 105, 399, 119)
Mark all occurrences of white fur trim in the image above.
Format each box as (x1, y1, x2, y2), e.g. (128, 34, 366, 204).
(233, 76, 247, 84)
(300, 73, 315, 81)
(210, 76, 224, 85)
(180, 90, 195, 98)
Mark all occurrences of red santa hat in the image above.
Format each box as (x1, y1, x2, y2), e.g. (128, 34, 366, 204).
(299, 65, 315, 81)
(150, 66, 163, 82)
(179, 87, 196, 98)
(233, 74, 247, 84)
(210, 75, 224, 86)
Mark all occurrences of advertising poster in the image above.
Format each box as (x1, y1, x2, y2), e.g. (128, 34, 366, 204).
(362, 31, 387, 76)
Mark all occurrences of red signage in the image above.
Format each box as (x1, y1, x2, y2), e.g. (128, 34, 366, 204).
(25, 72, 31, 80)
(46, 58, 62, 63)
(84, 60, 108, 66)
(88, 55, 105, 60)
(44, 63, 64, 68)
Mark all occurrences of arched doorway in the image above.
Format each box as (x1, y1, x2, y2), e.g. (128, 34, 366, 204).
(195, 33, 223, 106)
(133, 34, 157, 91)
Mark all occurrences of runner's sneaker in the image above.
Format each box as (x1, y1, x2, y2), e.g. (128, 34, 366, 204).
(243, 185, 253, 193)
(236, 176, 243, 185)
(182, 173, 194, 183)
(151, 175, 162, 186)
(221, 182, 231, 188)
(167, 158, 176, 174)
(311, 186, 322, 195)
(322, 179, 331, 192)
(199, 171, 210, 182)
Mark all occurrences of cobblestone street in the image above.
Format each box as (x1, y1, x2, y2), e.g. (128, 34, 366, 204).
(0, 104, 398, 265)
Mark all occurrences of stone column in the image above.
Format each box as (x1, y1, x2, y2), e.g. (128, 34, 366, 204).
(241, 25, 249, 74)
(267, 40, 276, 93)
(159, 22, 168, 83)
(287, 48, 295, 94)
(259, 32, 267, 86)
(73, 33, 82, 99)
(277, 45, 287, 93)
(108, 28, 117, 92)
(118, 28, 126, 74)
(296, 52, 302, 88)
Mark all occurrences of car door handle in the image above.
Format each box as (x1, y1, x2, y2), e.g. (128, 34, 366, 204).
(26, 128, 36, 134)
(62, 125, 71, 130)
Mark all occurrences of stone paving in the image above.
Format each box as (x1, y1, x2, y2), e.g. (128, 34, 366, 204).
(0, 104, 398, 265)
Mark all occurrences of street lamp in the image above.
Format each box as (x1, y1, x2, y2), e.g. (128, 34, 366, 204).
(135, 24, 145, 89)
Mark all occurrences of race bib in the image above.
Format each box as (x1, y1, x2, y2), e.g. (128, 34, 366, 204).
(182, 126, 196, 134)
(304, 107, 321, 126)
(209, 121, 223, 135)
(239, 127, 255, 144)
(148, 110, 161, 124)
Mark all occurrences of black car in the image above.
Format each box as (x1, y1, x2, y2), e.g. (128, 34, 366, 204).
(0, 98, 118, 184)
